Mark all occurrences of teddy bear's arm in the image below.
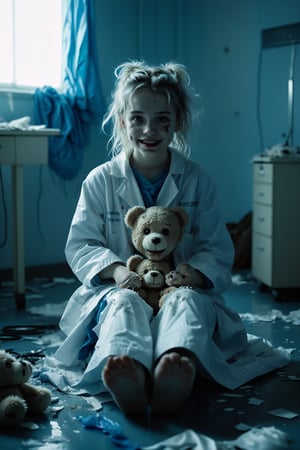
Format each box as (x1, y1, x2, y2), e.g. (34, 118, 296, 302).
(18, 383, 51, 413)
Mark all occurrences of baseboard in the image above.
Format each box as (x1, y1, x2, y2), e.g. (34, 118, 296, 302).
(0, 262, 74, 284)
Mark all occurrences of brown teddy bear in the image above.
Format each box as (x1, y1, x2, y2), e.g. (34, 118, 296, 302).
(124, 205, 188, 262)
(126, 255, 172, 311)
(0, 350, 51, 426)
(125, 206, 207, 298)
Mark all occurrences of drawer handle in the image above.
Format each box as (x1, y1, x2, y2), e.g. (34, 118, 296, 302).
(256, 245, 265, 251)
(259, 166, 265, 176)
(258, 192, 265, 197)
(258, 216, 265, 222)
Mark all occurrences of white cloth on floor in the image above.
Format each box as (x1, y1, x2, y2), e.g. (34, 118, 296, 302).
(143, 429, 217, 450)
(142, 426, 290, 450)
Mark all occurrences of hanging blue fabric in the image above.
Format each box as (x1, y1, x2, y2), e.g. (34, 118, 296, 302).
(34, 0, 105, 179)
(62, 0, 103, 119)
(34, 86, 86, 179)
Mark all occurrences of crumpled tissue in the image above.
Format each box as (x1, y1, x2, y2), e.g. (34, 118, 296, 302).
(0, 116, 45, 130)
(143, 426, 290, 449)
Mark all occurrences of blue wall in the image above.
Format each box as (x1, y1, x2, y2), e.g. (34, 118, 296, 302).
(1, 0, 300, 270)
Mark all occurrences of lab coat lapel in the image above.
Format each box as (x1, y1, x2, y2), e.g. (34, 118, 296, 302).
(156, 175, 178, 206)
(112, 153, 144, 207)
(111, 150, 183, 208)
(118, 176, 144, 207)
(157, 150, 183, 206)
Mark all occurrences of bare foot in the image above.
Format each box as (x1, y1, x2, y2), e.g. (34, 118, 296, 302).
(151, 352, 196, 414)
(102, 355, 148, 415)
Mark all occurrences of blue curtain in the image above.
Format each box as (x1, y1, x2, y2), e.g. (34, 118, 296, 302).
(34, 0, 105, 180)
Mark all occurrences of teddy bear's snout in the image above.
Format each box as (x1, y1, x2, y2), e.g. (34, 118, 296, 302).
(151, 237, 161, 245)
(144, 270, 165, 287)
(150, 271, 158, 277)
(143, 233, 168, 252)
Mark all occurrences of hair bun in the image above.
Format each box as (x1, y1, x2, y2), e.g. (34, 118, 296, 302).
(161, 63, 190, 86)
(115, 61, 147, 83)
(115, 61, 190, 88)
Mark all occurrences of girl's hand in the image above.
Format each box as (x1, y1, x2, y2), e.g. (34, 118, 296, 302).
(112, 265, 142, 290)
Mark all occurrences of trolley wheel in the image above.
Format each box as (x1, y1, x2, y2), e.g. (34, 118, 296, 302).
(270, 288, 283, 302)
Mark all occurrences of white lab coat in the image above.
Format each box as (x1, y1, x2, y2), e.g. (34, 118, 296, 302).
(54, 150, 288, 391)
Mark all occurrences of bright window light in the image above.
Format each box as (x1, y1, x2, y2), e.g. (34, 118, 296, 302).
(0, 0, 62, 90)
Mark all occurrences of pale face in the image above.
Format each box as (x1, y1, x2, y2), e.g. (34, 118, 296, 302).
(122, 87, 177, 166)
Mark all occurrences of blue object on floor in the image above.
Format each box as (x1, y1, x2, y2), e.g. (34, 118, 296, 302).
(79, 414, 141, 450)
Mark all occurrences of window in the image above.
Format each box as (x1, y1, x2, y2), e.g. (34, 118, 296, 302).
(0, 0, 62, 91)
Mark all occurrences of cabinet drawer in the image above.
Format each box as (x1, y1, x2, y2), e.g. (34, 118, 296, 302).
(252, 233, 272, 285)
(0, 137, 15, 164)
(253, 182, 273, 205)
(254, 163, 273, 183)
(253, 204, 272, 236)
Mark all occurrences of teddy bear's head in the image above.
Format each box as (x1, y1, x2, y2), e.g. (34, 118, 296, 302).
(125, 206, 188, 261)
(0, 350, 32, 386)
(127, 255, 171, 290)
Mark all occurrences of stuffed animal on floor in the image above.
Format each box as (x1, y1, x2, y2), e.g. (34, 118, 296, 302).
(0, 350, 51, 426)
(126, 255, 172, 311)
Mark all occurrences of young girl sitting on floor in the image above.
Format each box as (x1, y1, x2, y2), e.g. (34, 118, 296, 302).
(54, 61, 288, 415)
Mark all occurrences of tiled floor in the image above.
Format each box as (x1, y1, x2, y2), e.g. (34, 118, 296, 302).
(0, 272, 299, 449)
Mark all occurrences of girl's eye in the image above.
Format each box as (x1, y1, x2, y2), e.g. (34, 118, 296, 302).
(130, 115, 144, 125)
(158, 116, 170, 124)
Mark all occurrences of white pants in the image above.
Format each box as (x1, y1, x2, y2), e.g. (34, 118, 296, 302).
(78, 287, 251, 389)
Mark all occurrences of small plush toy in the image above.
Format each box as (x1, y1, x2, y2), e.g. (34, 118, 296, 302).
(165, 262, 205, 288)
(0, 350, 51, 426)
(127, 255, 172, 311)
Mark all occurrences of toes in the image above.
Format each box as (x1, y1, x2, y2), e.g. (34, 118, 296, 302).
(102, 356, 148, 415)
(105, 355, 133, 372)
(151, 353, 196, 414)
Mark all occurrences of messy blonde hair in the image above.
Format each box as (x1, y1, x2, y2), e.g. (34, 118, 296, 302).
(102, 61, 195, 157)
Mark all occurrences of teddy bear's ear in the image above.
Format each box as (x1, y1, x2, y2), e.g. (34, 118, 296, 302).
(124, 206, 146, 228)
(170, 208, 188, 230)
(0, 350, 16, 362)
(127, 254, 144, 271)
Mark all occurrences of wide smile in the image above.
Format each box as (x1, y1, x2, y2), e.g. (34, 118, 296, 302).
(139, 139, 161, 148)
